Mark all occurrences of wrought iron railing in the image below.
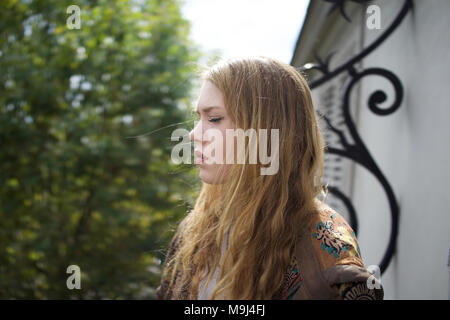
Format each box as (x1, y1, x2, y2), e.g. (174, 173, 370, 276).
(297, 0, 413, 274)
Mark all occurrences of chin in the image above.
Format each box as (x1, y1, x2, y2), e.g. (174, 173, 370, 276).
(199, 167, 225, 185)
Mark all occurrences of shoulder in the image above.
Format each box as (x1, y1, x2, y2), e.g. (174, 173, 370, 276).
(292, 200, 384, 299)
(309, 201, 363, 269)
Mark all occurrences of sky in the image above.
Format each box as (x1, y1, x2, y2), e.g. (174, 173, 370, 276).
(180, 0, 310, 64)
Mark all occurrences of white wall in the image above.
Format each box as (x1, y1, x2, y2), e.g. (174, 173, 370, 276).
(353, 0, 450, 299)
(296, 0, 450, 299)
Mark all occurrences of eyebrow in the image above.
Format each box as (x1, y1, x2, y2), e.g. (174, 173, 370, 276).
(195, 106, 222, 114)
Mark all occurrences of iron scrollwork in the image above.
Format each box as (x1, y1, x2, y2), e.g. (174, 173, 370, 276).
(300, 0, 413, 274)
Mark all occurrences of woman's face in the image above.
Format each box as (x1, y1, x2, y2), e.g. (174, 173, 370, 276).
(189, 80, 235, 184)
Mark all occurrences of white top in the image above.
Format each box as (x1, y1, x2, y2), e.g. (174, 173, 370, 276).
(197, 229, 230, 300)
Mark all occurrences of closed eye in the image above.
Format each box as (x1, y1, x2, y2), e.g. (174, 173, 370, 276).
(208, 117, 223, 123)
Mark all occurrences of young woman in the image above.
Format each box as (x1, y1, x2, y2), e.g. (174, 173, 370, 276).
(157, 56, 383, 300)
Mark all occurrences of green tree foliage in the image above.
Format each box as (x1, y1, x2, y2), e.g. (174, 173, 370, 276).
(0, 0, 202, 299)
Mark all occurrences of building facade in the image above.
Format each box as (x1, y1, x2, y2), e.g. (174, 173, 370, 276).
(291, 0, 450, 299)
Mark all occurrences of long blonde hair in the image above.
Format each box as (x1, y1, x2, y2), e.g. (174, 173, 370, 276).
(163, 56, 328, 299)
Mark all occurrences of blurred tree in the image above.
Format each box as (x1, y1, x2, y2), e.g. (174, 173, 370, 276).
(0, 0, 202, 299)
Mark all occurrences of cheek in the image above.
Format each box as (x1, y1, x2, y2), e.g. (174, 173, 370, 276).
(220, 120, 236, 161)
(222, 132, 228, 155)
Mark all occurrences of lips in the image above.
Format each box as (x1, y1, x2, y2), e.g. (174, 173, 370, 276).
(194, 150, 207, 164)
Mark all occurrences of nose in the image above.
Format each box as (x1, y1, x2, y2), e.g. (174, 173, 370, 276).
(189, 120, 202, 143)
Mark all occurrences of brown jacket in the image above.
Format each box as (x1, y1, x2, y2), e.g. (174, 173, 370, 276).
(156, 203, 384, 300)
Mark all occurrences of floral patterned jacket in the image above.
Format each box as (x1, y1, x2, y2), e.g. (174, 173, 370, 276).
(156, 203, 384, 300)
